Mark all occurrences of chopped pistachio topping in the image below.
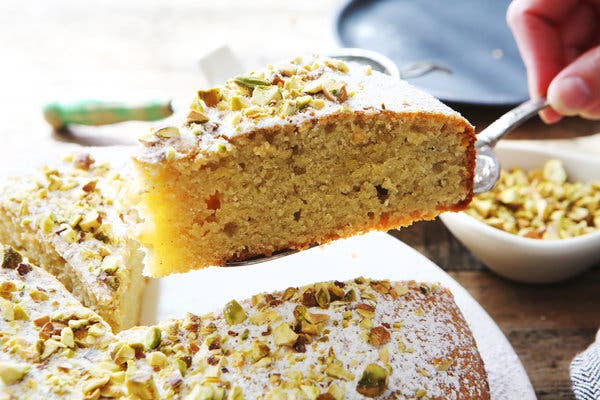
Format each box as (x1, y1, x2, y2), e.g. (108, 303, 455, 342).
(154, 126, 180, 139)
(223, 300, 247, 325)
(356, 363, 388, 397)
(1, 246, 22, 269)
(273, 323, 298, 347)
(466, 159, 600, 239)
(179, 56, 354, 135)
(234, 76, 271, 88)
(145, 326, 162, 350)
(0, 361, 30, 385)
(197, 88, 221, 107)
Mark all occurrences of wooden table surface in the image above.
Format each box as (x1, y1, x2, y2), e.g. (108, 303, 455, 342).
(1, 1, 599, 398)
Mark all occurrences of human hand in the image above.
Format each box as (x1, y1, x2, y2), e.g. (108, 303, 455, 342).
(507, 0, 600, 123)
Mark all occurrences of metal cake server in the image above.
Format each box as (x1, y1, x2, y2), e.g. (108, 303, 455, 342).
(227, 97, 550, 266)
(473, 97, 549, 193)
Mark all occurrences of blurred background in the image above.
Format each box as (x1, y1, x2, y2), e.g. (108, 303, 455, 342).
(0, 0, 340, 150)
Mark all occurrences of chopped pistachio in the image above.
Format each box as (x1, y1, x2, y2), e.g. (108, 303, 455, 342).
(224, 300, 247, 325)
(302, 79, 324, 94)
(79, 210, 101, 231)
(234, 76, 271, 88)
(466, 159, 600, 239)
(250, 340, 270, 363)
(197, 88, 221, 107)
(315, 285, 331, 308)
(279, 100, 297, 116)
(251, 86, 281, 106)
(82, 376, 111, 396)
(100, 255, 119, 274)
(433, 357, 453, 371)
(88, 323, 106, 337)
(60, 327, 75, 348)
(0, 361, 29, 385)
(230, 95, 246, 111)
(296, 95, 313, 110)
(273, 323, 298, 347)
(356, 363, 388, 397)
(310, 98, 326, 110)
(59, 226, 78, 243)
(543, 159, 567, 183)
(68, 318, 89, 330)
(13, 304, 28, 320)
(145, 326, 162, 349)
(110, 342, 136, 365)
(217, 143, 228, 153)
(187, 110, 210, 124)
(126, 370, 158, 400)
(154, 126, 180, 139)
(40, 339, 62, 360)
(368, 326, 391, 346)
(148, 351, 169, 369)
(165, 146, 176, 161)
(327, 384, 345, 400)
(324, 59, 349, 72)
(325, 364, 355, 381)
(228, 385, 244, 400)
(1, 247, 22, 269)
(41, 213, 55, 234)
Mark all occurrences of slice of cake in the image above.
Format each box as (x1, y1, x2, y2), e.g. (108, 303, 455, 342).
(0, 153, 145, 331)
(0, 246, 119, 399)
(0, 246, 489, 399)
(134, 56, 475, 276)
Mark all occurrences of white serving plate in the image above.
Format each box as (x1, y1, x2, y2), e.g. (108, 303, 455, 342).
(1, 145, 536, 399)
(441, 140, 600, 283)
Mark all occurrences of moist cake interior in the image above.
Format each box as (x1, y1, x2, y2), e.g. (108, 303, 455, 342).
(140, 111, 472, 276)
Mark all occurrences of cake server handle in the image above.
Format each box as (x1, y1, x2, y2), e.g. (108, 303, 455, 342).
(43, 99, 175, 130)
(473, 97, 549, 194)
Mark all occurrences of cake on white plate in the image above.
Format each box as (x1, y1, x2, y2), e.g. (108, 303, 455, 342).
(0, 245, 489, 399)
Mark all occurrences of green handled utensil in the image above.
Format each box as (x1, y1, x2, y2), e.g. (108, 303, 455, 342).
(42, 99, 175, 130)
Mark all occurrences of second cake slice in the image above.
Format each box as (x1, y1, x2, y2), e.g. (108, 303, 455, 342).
(0, 153, 145, 331)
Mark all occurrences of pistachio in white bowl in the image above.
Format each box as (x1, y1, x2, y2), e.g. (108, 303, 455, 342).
(440, 141, 600, 284)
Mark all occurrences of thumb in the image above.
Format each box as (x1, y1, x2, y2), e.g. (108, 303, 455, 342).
(547, 46, 600, 120)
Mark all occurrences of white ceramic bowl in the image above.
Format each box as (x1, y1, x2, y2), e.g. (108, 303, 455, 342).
(440, 141, 600, 284)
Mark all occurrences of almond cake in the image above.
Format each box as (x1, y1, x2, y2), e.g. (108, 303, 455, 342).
(134, 56, 476, 276)
(0, 246, 489, 399)
(0, 153, 145, 331)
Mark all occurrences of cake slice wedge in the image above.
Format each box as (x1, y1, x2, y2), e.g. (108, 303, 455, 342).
(0, 153, 145, 331)
(0, 246, 489, 399)
(135, 56, 475, 276)
(0, 245, 119, 399)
